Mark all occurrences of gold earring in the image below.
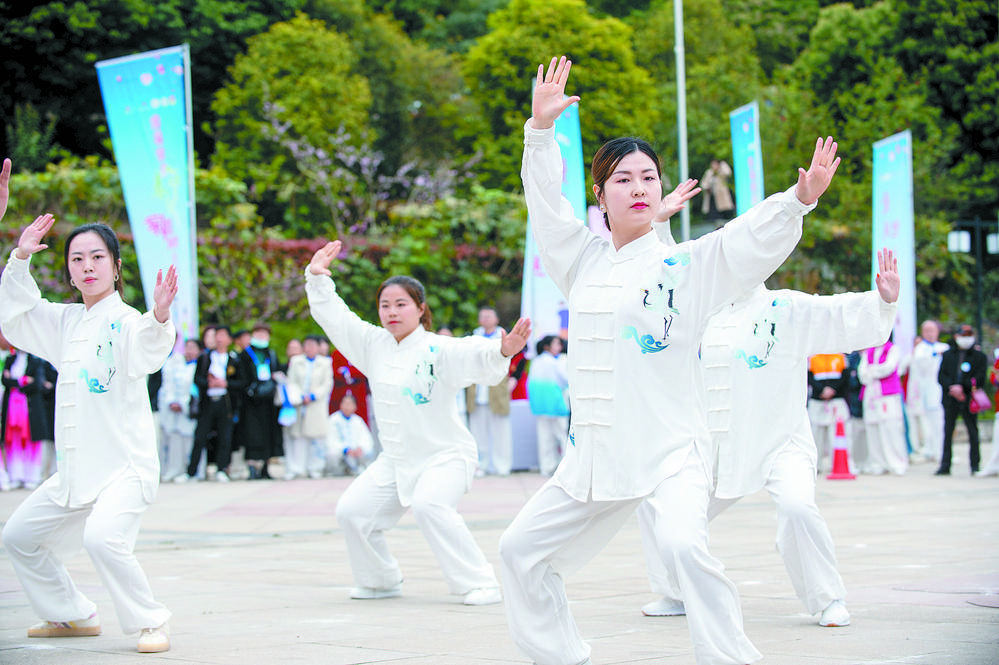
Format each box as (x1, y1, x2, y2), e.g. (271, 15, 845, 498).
(70, 279, 76, 287)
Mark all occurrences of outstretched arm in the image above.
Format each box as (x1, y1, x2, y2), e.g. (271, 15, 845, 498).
(530, 56, 580, 130)
(794, 137, 840, 206)
(875, 248, 900, 303)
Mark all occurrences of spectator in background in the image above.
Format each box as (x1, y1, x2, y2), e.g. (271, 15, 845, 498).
(975, 348, 999, 477)
(179, 326, 242, 483)
(2, 348, 53, 490)
(232, 329, 251, 353)
(467, 306, 513, 477)
(859, 339, 908, 475)
(527, 335, 569, 477)
(935, 324, 988, 476)
(158, 339, 201, 482)
(283, 338, 303, 373)
(237, 324, 282, 479)
(327, 393, 375, 475)
(899, 320, 949, 463)
(700, 159, 734, 225)
(284, 334, 333, 479)
(807, 353, 851, 473)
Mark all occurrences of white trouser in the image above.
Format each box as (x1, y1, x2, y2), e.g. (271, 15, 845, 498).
(535, 415, 568, 476)
(980, 423, 999, 475)
(808, 398, 851, 471)
(1, 471, 171, 634)
(905, 406, 944, 461)
(286, 436, 327, 478)
(335, 458, 498, 594)
(160, 430, 193, 481)
(469, 408, 511, 475)
(864, 419, 908, 475)
(639, 444, 846, 615)
(500, 448, 760, 665)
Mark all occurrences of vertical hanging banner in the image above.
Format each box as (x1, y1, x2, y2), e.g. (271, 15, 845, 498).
(521, 101, 585, 350)
(872, 130, 915, 356)
(729, 100, 765, 215)
(96, 45, 198, 345)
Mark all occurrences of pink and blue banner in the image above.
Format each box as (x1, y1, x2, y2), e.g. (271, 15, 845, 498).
(729, 101, 765, 214)
(96, 45, 198, 345)
(872, 130, 915, 355)
(520, 101, 585, 352)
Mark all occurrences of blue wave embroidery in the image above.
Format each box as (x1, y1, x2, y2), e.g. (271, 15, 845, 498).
(621, 326, 668, 354)
(663, 252, 691, 267)
(80, 368, 112, 393)
(402, 387, 430, 405)
(735, 349, 769, 369)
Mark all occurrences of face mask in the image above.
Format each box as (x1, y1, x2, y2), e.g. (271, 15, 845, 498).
(250, 337, 269, 349)
(955, 335, 974, 350)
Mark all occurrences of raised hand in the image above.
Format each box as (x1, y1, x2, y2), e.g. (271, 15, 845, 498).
(308, 240, 341, 276)
(153, 265, 178, 323)
(15, 213, 55, 260)
(875, 248, 900, 304)
(795, 136, 840, 206)
(531, 56, 580, 130)
(0, 158, 11, 221)
(500, 317, 532, 358)
(655, 179, 702, 223)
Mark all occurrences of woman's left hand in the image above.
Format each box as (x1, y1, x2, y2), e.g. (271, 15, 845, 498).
(654, 178, 702, 223)
(153, 265, 178, 323)
(500, 317, 532, 357)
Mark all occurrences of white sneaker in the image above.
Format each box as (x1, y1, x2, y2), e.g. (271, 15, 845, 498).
(463, 587, 502, 605)
(28, 612, 101, 637)
(137, 623, 170, 653)
(642, 597, 686, 616)
(215, 470, 230, 483)
(819, 599, 850, 627)
(173, 474, 191, 484)
(350, 581, 403, 599)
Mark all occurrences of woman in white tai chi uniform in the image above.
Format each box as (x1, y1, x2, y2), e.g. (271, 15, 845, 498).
(0, 165, 177, 653)
(306, 241, 530, 605)
(498, 57, 840, 665)
(636, 246, 899, 629)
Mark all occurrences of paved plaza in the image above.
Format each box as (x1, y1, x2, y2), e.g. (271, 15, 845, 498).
(1, 437, 997, 665)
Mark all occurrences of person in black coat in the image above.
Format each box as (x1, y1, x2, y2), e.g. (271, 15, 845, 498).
(935, 324, 988, 475)
(236, 324, 282, 479)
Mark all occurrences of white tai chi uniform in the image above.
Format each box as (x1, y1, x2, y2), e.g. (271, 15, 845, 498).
(637, 285, 896, 615)
(899, 339, 949, 462)
(859, 343, 908, 475)
(306, 271, 508, 596)
(326, 410, 375, 475)
(527, 349, 569, 476)
(500, 121, 815, 665)
(0, 250, 174, 635)
(158, 351, 197, 482)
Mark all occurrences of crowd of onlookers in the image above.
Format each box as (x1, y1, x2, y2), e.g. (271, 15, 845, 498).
(2, 316, 993, 491)
(807, 321, 999, 478)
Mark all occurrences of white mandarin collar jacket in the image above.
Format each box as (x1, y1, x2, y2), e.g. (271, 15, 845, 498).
(523, 122, 814, 501)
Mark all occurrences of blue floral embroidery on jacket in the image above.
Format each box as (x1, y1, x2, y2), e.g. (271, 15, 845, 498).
(80, 367, 114, 393)
(402, 387, 431, 405)
(401, 343, 440, 405)
(621, 326, 669, 354)
(735, 349, 768, 369)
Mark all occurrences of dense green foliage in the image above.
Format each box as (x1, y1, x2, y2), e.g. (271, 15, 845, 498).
(1, 0, 996, 340)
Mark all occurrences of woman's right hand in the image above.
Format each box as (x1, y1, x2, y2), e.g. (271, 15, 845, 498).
(308, 240, 342, 276)
(15, 213, 55, 260)
(531, 56, 580, 130)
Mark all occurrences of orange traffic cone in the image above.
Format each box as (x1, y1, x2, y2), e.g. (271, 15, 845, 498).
(826, 419, 855, 480)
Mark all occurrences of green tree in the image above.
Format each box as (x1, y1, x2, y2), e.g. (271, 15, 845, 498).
(0, 0, 303, 161)
(629, 0, 766, 191)
(463, 0, 658, 190)
(210, 13, 373, 234)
